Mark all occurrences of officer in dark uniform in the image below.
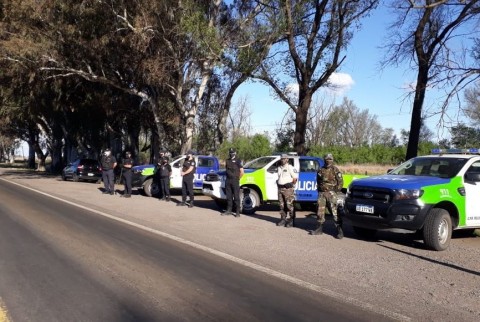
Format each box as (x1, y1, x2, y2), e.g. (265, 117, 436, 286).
(158, 156, 172, 201)
(121, 151, 134, 198)
(177, 150, 196, 208)
(222, 148, 244, 217)
(100, 148, 117, 195)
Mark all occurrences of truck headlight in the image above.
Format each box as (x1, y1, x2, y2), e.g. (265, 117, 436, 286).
(393, 189, 423, 200)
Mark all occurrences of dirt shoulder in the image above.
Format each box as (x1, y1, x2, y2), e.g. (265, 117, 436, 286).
(1, 168, 479, 321)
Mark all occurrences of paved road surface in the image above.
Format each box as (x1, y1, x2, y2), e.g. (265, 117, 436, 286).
(0, 178, 393, 321)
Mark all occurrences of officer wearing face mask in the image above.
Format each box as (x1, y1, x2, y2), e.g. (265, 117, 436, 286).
(222, 148, 244, 217)
(312, 153, 344, 239)
(276, 154, 298, 227)
(101, 148, 117, 195)
(121, 151, 134, 198)
(177, 150, 196, 208)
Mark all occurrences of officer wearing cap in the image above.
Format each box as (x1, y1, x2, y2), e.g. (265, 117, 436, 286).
(100, 148, 117, 195)
(177, 150, 196, 208)
(312, 153, 344, 238)
(222, 148, 244, 217)
(276, 154, 298, 227)
(120, 151, 134, 198)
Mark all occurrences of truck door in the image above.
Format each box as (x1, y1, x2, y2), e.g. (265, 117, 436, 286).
(296, 158, 320, 202)
(265, 159, 280, 200)
(464, 160, 480, 226)
(170, 156, 185, 189)
(194, 156, 215, 189)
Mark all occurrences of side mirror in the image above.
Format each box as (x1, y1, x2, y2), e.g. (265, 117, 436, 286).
(465, 172, 480, 182)
(267, 166, 277, 173)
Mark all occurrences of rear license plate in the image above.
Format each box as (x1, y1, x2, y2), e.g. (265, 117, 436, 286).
(356, 204, 374, 214)
(88, 173, 94, 176)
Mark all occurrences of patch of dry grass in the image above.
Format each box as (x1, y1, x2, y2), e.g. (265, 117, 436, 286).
(338, 163, 394, 176)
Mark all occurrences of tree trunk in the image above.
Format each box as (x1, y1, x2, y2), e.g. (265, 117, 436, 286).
(294, 91, 312, 156)
(406, 67, 429, 160)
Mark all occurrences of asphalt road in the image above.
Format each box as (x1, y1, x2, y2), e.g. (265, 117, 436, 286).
(0, 178, 393, 322)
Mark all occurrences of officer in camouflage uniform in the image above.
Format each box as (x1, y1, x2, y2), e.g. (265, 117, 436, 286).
(312, 153, 344, 239)
(276, 154, 298, 227)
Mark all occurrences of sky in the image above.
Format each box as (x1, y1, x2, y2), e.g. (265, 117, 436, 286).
(232, 3, 470, 141)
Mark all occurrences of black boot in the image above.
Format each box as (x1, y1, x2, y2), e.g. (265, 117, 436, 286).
(311, 223, 323, 235)
(285, 217, 293, 228)
(277, 211, 287, 226)
(336, 225, 344, 239)
(222, 209, 232, 216)
(176, 202, 186, 207)
(235, 208, 240, 217)
(188, 201, 194, 208)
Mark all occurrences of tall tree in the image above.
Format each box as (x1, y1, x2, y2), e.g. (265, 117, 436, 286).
(251, 0, 378, 155)
(382, 0, 480, 160)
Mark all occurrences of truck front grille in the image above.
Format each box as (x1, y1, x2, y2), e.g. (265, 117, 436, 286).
(349, 186, 393, 204)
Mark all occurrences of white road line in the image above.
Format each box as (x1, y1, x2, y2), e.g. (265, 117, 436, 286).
(1, 178, 411, 321)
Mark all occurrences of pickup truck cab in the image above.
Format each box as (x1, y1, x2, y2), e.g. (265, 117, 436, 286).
(203, 154, 324, 214)
(132, 154, 220, 197)
(203, 154, 362, 214)
(344, 148, 480, 251)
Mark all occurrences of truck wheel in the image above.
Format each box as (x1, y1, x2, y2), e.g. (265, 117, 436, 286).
(241, 188, 260, 215)
(143, 178, 159, 197)
(423, 208, 452, 251)
(353, 226, 377, 240)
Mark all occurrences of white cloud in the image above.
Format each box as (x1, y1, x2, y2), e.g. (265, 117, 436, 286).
(284, 72, 355, 98)
(325, 72, 355, 94)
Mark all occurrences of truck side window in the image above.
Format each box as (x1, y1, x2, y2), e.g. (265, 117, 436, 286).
(198, 158, 213, 167)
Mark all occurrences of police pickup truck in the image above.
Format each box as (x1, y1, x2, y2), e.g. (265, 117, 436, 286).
(202, 154, 361, 214)
(344, 148, 480, 251)
(132, 154, 219, 197)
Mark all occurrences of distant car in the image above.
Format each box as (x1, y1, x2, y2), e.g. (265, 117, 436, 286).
(62, 158, 102, 182)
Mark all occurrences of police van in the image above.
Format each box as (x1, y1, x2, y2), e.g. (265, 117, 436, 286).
(202, 154, 361, 214)
(344, 148, 480, 251)
(132, 154, 219, 197)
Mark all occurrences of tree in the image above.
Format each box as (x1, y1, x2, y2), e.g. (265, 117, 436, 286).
(382, 0, 480, 160)
(450, 123, 480, 147)
(465, 81, 480, 125)
(251, 0, 379, 155)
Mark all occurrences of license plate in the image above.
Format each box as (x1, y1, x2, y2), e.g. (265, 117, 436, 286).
(88, 173, 94, 176)
(356, 204, 374, 214)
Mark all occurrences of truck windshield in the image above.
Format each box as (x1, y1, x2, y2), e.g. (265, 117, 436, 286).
(243, 157, 277, 170)
(389, 157, 468, 178)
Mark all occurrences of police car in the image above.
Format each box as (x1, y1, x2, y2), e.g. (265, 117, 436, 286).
(344, 148, 480, 251)
(202, 154, 362, 214)
(132, 154, 219, 197)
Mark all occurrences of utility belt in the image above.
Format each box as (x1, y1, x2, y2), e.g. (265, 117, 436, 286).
(278, 182, 294, 189)
(319, 185, 336, 192)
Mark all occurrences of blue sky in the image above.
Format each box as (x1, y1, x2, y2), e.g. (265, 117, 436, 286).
(232, 3, 469, 141)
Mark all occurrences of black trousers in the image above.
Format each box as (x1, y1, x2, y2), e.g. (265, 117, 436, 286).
(225, 178, 240, 211)
(123, 170, 132, 195)
(102, 169, 115, 192)
(181, 176, 194, 202)
(159, 176, 170, 198)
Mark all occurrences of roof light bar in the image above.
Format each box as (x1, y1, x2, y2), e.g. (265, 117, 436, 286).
(431, 148, 479, 154)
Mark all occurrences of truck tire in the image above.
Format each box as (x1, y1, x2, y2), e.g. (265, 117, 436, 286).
(241, 188, 260, 215)
(143, 178, 159, 197)
(353, 226, 377, 240)
(423, 208, 452, 251)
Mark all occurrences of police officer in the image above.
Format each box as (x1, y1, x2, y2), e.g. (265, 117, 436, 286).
(222, 148, 244, 217)
(177, 150, 196, 208)
(158, 156, 172, 201)
(276, 154, 298, 227)
(100, 148, 117, 195)
(312, 153, 344, 239)
(121, 151, 134, 198)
